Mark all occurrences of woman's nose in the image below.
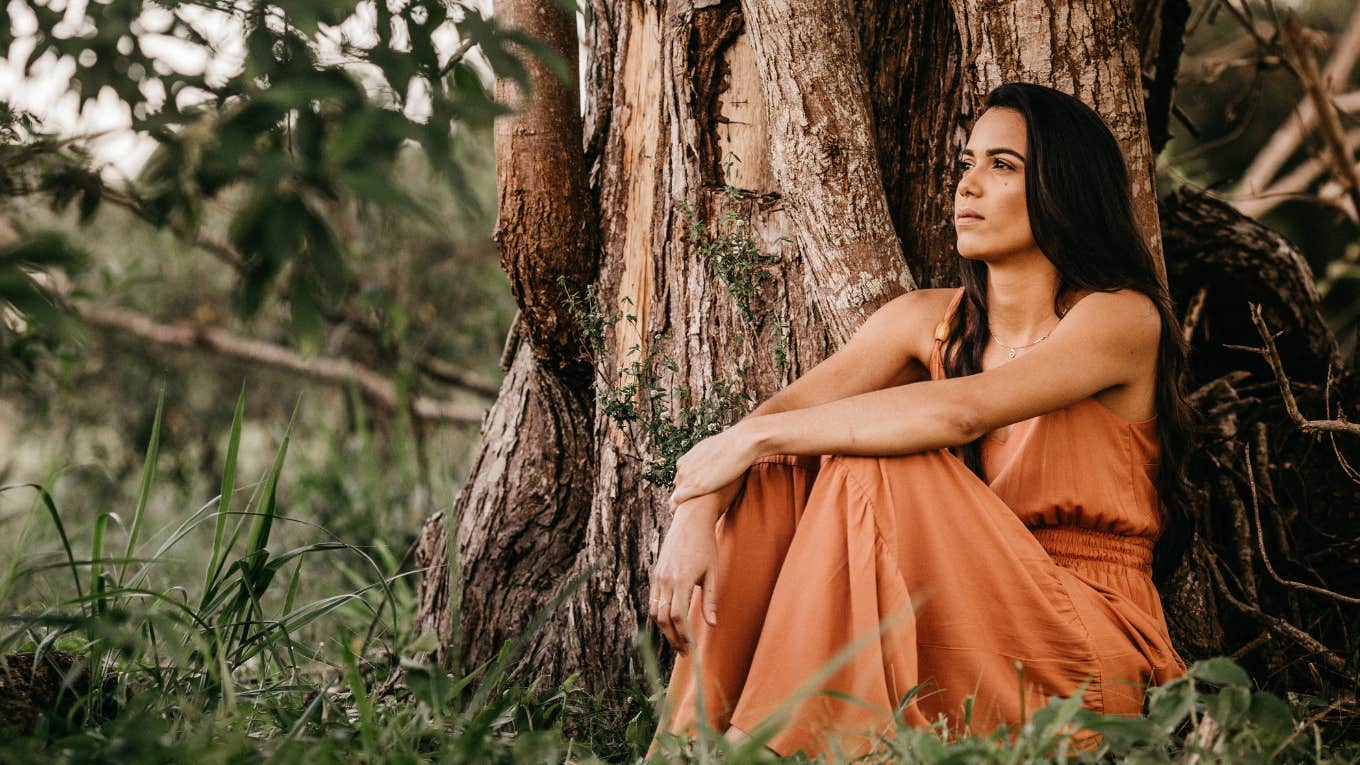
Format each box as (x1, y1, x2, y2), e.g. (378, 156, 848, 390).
(957, 168, 979, 197)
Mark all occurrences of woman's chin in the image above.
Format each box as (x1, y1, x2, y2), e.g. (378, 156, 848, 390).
(956, 239, 1017, 263)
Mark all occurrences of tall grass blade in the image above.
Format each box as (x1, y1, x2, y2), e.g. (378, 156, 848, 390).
(4, 482, 86, 605)
(343, 637, 378, 753)
(200, 480, 264, 610)
(119, 384, 165, 583)
(202, 384, 245, 610)
(244, 397, 300, 577)
(91, 512, 108, 617)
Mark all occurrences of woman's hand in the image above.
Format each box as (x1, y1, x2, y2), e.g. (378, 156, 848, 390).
(649, 480, 743, 655)
(668, 420, 762, 511)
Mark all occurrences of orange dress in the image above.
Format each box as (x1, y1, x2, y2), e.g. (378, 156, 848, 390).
(650, 287, 1187, 759)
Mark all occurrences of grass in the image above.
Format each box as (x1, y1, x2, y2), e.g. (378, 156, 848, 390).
(0, 392, 1356, 764)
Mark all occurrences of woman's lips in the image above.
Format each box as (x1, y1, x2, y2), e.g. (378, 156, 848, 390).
(956, 215, 984, 227)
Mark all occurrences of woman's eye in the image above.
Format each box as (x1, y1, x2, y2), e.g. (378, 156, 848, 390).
(994, 160, 1012, 171)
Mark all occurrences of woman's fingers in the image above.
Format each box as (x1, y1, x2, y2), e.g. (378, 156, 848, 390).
(647, 573, 659, 623)
(654, 578, 679, 652)
(669, 584, 691, 653)
(651, 575, 694, 655)
(669, 487, 688, 511)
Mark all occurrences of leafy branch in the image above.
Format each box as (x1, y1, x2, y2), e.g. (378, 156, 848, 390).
(557, 279, 752, 487)
(678, 157, 789, 326)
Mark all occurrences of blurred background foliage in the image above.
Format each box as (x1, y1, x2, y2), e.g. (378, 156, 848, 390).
(1159, 0, 1360, 353)
(0, 0, 524, 567)
(0, 0, 539, 753)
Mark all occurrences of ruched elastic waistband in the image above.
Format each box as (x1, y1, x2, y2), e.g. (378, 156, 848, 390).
(1029, 526, 1154, 570)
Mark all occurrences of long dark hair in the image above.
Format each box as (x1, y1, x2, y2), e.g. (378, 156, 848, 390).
(940, 82, 1196, 560)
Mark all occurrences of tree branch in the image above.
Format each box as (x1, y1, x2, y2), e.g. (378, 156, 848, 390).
(70, 300, 487, 424)
(1244, 441, 1360, 605)
(1234, 3, 1360, 200)
(99, 188, 245, 271)
(1281, 11, 1360, 225)
(1219, 302, 1360, 436)
(1234, 120, 1360, 219)
(96, 187, 501, 398)
(738, 0, 915, 344)
(492, 0, 595, 374)
(1201, 547, 1352, 680)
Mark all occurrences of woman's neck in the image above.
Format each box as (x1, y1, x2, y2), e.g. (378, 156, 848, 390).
(984, 258, 1068, 343)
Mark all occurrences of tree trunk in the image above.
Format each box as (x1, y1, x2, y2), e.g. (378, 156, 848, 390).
(407, 0, 1360, 704)
(1156, 186, 1359, 689)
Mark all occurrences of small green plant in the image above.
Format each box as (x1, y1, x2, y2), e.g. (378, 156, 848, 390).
(557, 278, 753, 487)
(555, 159, 804, 489)
(557, 276, 612, 358)
(678, 157, 790, 326)
(639, 375, 750, 487)
(770, 315, 791, 371)
(607, 300, 753, 487)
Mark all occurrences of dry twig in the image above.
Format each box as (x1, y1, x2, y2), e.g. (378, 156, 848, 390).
(1244, 441, 1360, 605)
(72, 299, 486, 424)
(1202, 548, 1352, 679)
(1234, 120, 1360, 219)
(1235, 3, 1360, 201)
(1182, 285, 1208, 350)
(1280, 11, 1360, 223)
(1220, 303, 1360, 436)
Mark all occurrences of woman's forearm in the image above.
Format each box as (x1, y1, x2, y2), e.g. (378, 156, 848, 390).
(736, 367, 848, 425)
(679, 368, 929, 522)
(745, 379, 972, 458)
(735, 350, 930, 429)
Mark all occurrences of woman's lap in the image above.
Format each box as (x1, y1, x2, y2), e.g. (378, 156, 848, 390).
(655, 450, 1119, 759)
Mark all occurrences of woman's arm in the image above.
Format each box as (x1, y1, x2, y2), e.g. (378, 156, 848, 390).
(669, 290, 1162, 506)
(680, 289, 939, 521)
(745, 289, 1162, 458)
(734, 289, 937, 423)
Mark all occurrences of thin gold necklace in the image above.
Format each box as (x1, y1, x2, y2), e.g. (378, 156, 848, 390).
(988, 314, 1062, 359)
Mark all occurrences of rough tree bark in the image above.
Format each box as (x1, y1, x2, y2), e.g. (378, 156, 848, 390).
(408, 0, 598, 671)
(407, 0, 1360, 709)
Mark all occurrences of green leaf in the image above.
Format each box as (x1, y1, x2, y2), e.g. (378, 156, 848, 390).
(90, 512, 109, 617)
(1207, 685, 1252, 729)
(406, 632, 441, 656)
(201, 384, 246, 611)
(1190, 656, 1251, 688)
(1247, 690, 1294, 739)
(1146, 679, 1196, 731)
(1080, 710, 1161, 748)
(244, 397, 300, 583)
(120, 384, 165, 584)
(404, 661, 455, 713)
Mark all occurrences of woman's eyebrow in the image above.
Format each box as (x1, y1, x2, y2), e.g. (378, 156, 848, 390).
(960, 147, 1026, 162)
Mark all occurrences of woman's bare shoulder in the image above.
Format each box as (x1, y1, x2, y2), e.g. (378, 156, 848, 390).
(893, 286, 962, 315)
(886, 287, 964, 366)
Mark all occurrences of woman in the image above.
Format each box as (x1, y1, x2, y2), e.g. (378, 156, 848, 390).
(645, 82, 1196, 760)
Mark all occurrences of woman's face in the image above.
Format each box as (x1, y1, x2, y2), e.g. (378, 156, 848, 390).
(954, 107, 1036, 261)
